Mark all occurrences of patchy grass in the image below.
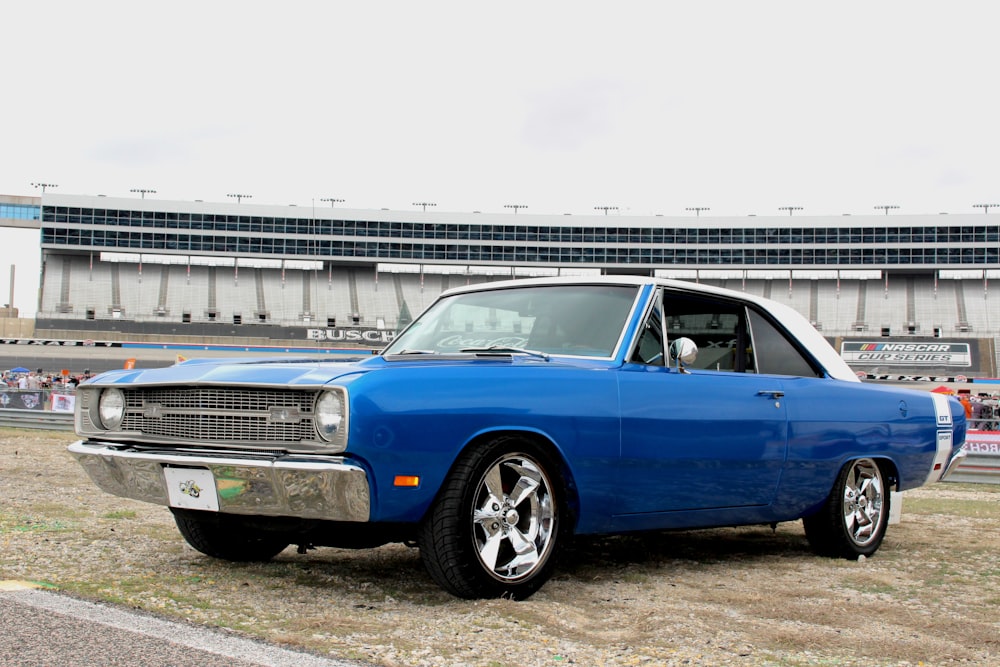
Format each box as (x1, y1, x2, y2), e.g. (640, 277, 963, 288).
(3, 429, 999, 666)
(905, 495, 1000, 518)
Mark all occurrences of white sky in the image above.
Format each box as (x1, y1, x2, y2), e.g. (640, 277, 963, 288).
(3, 1, 1000, 317)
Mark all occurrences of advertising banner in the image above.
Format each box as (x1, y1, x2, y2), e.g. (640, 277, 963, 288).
(51, 393, 76, 413)
(0, 390, 45, 410)
(306, 328, 396, 345)
(841, 341, 972, 367)
(964, 431, 1000, 457)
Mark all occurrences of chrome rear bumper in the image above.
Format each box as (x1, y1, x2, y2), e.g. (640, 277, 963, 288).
(940, 446, 968, 481)
(68, 440, 370, 522)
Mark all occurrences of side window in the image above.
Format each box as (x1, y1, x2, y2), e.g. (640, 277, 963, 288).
(631, 311, 665, 364)
(746, 308, 822, 377)
(630, 288, 666, 365)
(631, 290, 821, 377)
(661, 292, 748, 371)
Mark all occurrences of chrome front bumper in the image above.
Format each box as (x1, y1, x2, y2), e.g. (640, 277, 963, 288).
(68, 440, 371, 522)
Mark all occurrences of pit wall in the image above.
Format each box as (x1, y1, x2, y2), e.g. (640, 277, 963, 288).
(0, 318, 36, 338)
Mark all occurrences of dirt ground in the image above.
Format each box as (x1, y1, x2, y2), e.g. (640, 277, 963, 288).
(1, 428, 998, 666)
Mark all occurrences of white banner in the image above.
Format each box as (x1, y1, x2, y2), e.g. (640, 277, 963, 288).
(50, 393, 76, 412)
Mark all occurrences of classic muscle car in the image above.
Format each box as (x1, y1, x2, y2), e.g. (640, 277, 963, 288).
(69, 277, 967, 599)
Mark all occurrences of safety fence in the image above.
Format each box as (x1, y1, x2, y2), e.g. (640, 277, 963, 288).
(948, 430, 1000, 484)
(0, 408, 74, 431)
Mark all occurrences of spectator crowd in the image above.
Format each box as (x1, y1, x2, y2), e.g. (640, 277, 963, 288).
(2, 369, 91, 391)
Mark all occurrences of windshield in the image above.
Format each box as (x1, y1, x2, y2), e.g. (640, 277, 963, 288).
(383, 283, 641, 357)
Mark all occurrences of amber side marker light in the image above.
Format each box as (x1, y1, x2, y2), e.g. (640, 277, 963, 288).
(394, 475, 421, 487)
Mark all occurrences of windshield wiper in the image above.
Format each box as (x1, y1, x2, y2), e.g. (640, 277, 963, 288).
(459, 345, 550, 361)
(394, 349, 437, 355)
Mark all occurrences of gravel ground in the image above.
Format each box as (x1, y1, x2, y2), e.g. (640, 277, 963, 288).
(2, 428, 998, 666)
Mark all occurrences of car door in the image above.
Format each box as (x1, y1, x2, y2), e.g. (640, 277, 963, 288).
(614, 288, 796, 520)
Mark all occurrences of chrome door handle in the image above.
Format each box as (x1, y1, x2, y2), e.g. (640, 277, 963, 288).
(756, 390, 785, 399)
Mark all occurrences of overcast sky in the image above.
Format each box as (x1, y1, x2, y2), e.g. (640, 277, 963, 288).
(3, 1, 999, 316)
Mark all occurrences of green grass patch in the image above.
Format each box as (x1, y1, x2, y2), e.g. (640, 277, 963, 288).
(0, 514, 73, 533)
(941, 482, 1000, 494)
(904, 496, 1000, 518)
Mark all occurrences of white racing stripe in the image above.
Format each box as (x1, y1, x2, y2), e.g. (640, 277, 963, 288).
(926, 393, 955, 484)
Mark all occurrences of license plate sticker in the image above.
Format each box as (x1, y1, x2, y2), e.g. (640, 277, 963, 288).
(164, 467, 219, 511)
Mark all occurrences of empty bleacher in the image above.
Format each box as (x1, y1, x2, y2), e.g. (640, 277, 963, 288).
(319, 269, 359, 326)
(34, 255, 1000, 345)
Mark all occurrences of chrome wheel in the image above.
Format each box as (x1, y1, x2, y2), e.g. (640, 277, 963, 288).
(472, 453, 557, 582)
(804, 457, 891, 559)
(419, 436, 564, 599)
(842, 458, 885, 548)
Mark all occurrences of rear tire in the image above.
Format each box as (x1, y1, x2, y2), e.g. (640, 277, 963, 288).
(418, 436, 564, 599)
(171, 509, 290, 562)
(803, 458, 889, 559)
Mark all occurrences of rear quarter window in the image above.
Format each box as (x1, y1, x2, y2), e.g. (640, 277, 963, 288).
(746, 308, 822, 377)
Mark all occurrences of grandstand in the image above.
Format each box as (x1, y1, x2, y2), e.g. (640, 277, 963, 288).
(3, 192, 999, 377)
(32, 254, 1000, 338)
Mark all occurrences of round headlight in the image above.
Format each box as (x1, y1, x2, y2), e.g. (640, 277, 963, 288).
(98, 388, 125, 430)
(315, 391, 344, 441)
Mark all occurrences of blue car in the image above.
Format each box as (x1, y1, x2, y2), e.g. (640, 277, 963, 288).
(69, 277, 967, 599)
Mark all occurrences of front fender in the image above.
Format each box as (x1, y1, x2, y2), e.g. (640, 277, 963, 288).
(344, 362, 620, 526)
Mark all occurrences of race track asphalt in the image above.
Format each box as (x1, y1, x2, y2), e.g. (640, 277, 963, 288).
(0, 583, 369, 667)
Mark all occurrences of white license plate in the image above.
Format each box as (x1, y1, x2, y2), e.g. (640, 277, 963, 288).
(164, 467, 220, 511)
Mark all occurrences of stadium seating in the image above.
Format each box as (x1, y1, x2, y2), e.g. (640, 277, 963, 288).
(34, 255, 1000, 374)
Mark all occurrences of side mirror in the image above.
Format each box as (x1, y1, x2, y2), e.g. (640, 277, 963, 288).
(669, 337, 698, 373)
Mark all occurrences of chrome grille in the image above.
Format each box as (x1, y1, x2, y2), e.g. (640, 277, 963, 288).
(122, 388, 310, 412)
(118, 388, 316, 444)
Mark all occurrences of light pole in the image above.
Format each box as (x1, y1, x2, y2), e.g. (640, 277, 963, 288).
(594, 206, 618, 216)
(504, 204, 528, 214)
(31, 182, 58, 193)
(413, 202, 436, 211)
(874, 205, 899, 215)
(685, 207, 710, 217)
(778, 206, 803, 216)
(320, 198, 344, 207)
(131, 188, 156, 199)
(227, 193, 252, 204)
(973, 203, 1000, 214)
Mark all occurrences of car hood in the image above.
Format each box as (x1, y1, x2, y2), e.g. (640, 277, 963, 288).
(81, 356, 374, 388)
(80, 353, 610, 388)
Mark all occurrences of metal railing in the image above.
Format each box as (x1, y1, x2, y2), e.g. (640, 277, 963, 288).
(945, 451, 1000, 484)
(0, 409, 74, 431)
(949, 429, 1000, 485)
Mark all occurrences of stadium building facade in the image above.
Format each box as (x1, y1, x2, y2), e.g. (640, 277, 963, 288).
(4, 192, 1000, 377)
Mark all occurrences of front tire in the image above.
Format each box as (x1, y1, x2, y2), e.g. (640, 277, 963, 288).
(418, 436, 564, 599)
(803, 458, 889, 559)
(171, 509, 290, 562)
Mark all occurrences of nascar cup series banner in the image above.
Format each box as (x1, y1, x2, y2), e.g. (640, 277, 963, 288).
(840, 341, 973, 368)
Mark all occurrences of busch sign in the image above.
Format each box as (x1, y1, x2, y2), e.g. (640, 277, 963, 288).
(306, 328, 396, 345)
